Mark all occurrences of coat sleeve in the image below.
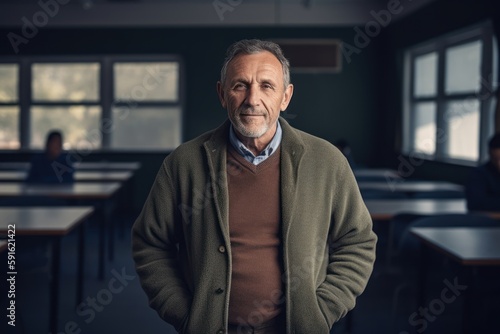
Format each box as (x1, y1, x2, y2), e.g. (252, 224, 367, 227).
(316, 160, 377, 325)
(131, 160, 192, 331)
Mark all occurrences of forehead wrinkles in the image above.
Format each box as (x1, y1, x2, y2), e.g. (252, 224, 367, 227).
(226, 53, 283, 86)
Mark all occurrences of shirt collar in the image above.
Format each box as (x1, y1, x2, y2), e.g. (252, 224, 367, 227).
(229, 121, 282, 165)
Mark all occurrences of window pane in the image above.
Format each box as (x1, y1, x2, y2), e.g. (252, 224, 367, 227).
(32, 63, 99, 102)
(30, 106, 101, 149)
(443, 99, 480, 161)
(0, 64, 18, 102)
(111, 107, 181, 149)
(413, 52, 438, 97)
(0, 106, 19, 149)
(445, 40, 482, 94)
(114, 62, 179, 101)
(413, 102, 436, 155)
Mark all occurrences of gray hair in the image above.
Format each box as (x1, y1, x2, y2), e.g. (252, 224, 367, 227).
(220, 39, 291, 89)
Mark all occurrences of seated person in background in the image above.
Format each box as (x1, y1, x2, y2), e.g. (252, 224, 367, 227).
(26, 130, 74, 184)
(335, 138, 356, 169)
(466, 132, 500, 211)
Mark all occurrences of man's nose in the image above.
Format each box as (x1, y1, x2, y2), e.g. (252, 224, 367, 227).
(244, 85, 261, 107)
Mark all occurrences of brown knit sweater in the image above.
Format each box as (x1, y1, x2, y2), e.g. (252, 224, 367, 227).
(227, 145, 283, 326)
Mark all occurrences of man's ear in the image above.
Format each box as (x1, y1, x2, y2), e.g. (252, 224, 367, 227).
(216, 81, 227, 109)
(280, 84, 294, 111)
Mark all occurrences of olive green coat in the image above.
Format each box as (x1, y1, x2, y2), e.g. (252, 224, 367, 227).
(132, 118, 377, 334)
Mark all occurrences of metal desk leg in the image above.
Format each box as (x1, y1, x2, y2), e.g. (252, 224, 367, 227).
(98, 207, 106, 280)
(106, 204, 114, 262)
(416, 242, 428, 334)
(77, 221, 87, 304)
(49, 237, 62, 334)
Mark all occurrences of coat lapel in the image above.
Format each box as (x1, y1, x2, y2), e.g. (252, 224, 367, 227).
(203, 120, 231, 243)
(279, 117, 306, 239)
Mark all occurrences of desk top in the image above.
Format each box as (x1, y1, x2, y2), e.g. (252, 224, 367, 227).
(0, 161, 141, 171)
(74, 162, 141, 171)
(365, 199, 500, 221)
(0, 240, 7, 253)
(410, 227, 500, 266)
(358, 181, 464, 193)
(0, 182, 121, 199)
(0, 207, 94, 236)
(0, 170, 133, 182)
(365, 199, 468, 220)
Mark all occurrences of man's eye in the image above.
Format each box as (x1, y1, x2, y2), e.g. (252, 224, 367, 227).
(233, 84, 246, 90)
(262, 84, 274, 90)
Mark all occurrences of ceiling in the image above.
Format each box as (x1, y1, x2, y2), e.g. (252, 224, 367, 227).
(0, 0, 436, 27)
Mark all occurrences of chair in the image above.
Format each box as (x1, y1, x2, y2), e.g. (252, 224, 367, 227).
(385, 213, 424, 268)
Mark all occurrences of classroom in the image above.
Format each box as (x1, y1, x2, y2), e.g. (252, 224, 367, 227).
(0, 0, 499, 333)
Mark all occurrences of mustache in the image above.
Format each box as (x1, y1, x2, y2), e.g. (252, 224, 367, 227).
(236, 107, 266, 116)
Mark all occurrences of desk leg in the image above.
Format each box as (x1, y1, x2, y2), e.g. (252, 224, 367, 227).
(416, 242, 428, 333)
(417, 243, 426, 308)
(461, 267, 474, 334)
(107, 205, 114, 262)
(97, 206, 107, 280)
(77, 221, 87, 305)
(49, 237, 62, 334)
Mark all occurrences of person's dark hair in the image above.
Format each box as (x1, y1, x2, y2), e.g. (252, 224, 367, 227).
(335, 139, 349, 151)
(220, 39, 291, 89)
(488, 133, 500, 150)
(45, 130, 63, 148)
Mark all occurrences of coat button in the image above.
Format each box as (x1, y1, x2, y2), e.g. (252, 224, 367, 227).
(215, 288, 224, 294)
(218, 245, 226, 253)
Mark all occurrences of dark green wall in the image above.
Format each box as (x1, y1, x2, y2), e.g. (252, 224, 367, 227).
(0, 26, 381, 212)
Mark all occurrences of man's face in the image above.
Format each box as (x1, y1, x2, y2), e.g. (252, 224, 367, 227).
(217, 51, 293, 140)
(47, 136, 62, 159)
(490, 148, 500, 173)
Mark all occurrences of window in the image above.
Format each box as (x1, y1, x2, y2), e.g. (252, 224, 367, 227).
(0, 63, 19, 149)
(31, 62, 101, 149)
(0, 56, 183, 151)
(111, 62, 181, 149)
(403, 21, 498, 164)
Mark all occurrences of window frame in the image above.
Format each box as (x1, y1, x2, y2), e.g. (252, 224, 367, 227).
(402, 20, 497, 166)
(0, 59, 21, 149)
(0, 54, 184, 152)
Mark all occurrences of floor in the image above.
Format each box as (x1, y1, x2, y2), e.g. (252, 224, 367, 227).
(1, 215, 499, 334)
